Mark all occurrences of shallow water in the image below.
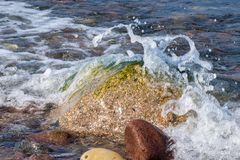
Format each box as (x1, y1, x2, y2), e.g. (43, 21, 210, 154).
(0, 0, 240, 159)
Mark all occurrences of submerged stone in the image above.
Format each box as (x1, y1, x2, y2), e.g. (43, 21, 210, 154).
(3, 43, 19, 51)
(14, 140, 50, 155)
(28, 130, 72, 146)
(58, 59, 188, 141)
(29, 154, 55, 160)
(80, 148, 124, 160)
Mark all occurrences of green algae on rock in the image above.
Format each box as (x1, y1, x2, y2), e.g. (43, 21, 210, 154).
(57, 56, 189, 141)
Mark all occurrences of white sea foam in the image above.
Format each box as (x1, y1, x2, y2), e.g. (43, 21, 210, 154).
(0, 1, 88, 38)
(91, 24, 240, 159)
(0, 0, 102, 107)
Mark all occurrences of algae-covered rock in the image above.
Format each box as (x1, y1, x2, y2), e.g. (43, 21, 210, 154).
(80, 148, 124, 160)
(58, 56, 189, 141)
(59, 57, 187, 139)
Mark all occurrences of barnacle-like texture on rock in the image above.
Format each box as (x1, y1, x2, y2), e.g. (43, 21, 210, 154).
(59, 62, 187, 141)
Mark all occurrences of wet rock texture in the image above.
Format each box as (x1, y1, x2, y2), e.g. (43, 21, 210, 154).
(29, 154, 55, 160)
(6, 153, 54, 160)
(59, 63, 185, 141)
(125, 119, 173, 160)
(13, 152, 26, 160)
(0, 105, 126, 159)
(28, 130, 72, 146)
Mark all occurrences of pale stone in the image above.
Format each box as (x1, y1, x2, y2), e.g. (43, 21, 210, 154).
(80, 148, 124, 160)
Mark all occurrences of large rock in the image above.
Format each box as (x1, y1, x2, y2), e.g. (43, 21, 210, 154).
(125, 119, 173, 160)
(58, 59, 188, 141)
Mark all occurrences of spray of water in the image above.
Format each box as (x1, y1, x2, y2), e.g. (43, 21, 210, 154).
(92, 23, 240, 159)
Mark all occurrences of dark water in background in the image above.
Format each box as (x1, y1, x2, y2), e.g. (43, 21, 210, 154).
(14, 0, 240, 64)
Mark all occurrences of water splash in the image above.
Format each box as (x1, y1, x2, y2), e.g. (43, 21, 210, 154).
(93, 24, 214, 88)
(0, 1, 103, 107)
(92, 23, 240, 159)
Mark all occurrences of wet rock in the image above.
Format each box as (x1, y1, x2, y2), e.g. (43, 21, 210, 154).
(1, 28, 17, 34)
(59, 61, 186, 141)
(0, 147, 15, 160)
(0, 124, 31, 144)
(49, 152, 75, 159)
(79, 18, 97, 26)
(80, 148, 124, 160)
(13, 152, 26, 160)
(3, 43, 19, 51)
(125, 119, 173, 160)
(23, 118, 41, 129)
(45, 49, 87, 61)
(43, 33, 63, 48)
(28, 130, 72, 146)
(29, 154, 55, 160)
(15, 140, 50, 155)
(0, 105, 44, 129)
(4, 124, 31, 133)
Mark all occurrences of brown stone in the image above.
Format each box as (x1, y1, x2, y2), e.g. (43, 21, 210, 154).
(125, 119, 174, 160)
(29, 154, 55, 160)
(28, 130, 72, 146)
(0, 147, 17, 160)
(13, 152, 26, 160)
(7, 152, 26, 160)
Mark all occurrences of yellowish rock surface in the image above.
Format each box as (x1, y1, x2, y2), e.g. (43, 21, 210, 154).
(80, 148, 124, 160)
(59, 62, 189, 141)
(3, 43, 19, 51)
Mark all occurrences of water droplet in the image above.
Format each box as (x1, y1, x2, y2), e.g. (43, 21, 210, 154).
(213, 74, 217, 78)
